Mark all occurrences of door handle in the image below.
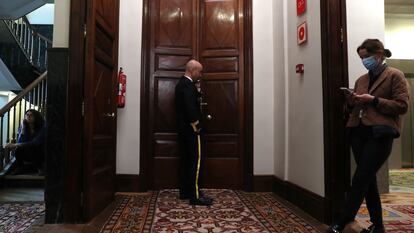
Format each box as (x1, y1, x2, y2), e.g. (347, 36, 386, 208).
(104, 112, 115, 118)
(206, 114, 213, 120)
(199, 101, 208, 112)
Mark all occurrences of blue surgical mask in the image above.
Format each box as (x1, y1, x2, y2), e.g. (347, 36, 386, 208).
(362, 56, 378, 70)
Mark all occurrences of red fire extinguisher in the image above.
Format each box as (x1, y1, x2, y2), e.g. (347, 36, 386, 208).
(117, 67, 126, 108)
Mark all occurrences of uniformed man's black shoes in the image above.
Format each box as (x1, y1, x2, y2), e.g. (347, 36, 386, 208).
(180, 191, 214, 203)
(179, 194, 189, 200)
(325, 224, 343, 233)
(201, 196, 214, 203)
(190, 197, 213, 206)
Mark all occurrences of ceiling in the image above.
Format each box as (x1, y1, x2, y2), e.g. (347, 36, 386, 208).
(0, 58, 21, 91)
(0, 0, 53, 20)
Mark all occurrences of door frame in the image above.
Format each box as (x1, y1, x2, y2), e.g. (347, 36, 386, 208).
(320, 0, 351, 223)
(63, 0, 86, 223)
(139, 0, 254, 191)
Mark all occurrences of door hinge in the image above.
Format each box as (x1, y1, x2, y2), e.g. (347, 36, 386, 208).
(84, 24, 87, 38)
(340, 28, 344, 43)
(81, 102, 85, 116)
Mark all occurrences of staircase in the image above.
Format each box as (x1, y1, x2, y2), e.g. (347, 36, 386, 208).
(0, 16, 52, 90)
(0, 72, 46, 187)
(0, 4, 51, 188)
(4, 16, 51, 72)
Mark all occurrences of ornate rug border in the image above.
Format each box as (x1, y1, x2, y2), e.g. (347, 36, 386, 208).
(235, 190, 319, 232)
(141, 191, 158, 233)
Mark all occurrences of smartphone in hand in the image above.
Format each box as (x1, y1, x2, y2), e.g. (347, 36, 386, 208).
(340, 87, 353, 94)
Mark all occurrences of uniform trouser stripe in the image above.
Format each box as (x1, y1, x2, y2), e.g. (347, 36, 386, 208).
(195, 134, 201, 199)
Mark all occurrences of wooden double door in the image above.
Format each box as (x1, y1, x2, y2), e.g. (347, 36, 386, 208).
(142, 0, 252, 189)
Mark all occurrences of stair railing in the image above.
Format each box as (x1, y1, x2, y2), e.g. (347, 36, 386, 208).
(0, 72, 47, 175)
(3, 16, 52, 71)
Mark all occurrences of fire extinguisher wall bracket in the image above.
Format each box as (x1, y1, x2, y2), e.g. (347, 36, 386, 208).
(117, 67, 126, 108)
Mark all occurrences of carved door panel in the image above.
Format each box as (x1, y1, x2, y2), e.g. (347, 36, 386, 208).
(147, 0, 245, 189)
(83, 0, 119, 220)
(198, 0, 244, 188)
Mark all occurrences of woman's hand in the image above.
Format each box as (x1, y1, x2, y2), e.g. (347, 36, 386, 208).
(355, 94, 375, 104)
(346, 92, 357, 106)
(5, 143, 18, 150)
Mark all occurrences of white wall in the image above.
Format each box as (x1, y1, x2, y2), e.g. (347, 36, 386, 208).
(385, 15, 414, 60)
(116, 0, 143, 174)
(0, 93, 7, 145)
(0, 92, 8, 109)
(253, 0, 275, 175)
(283, 0, 325, 196)
(273, 0, 287, 178)
(0, 92, 14, 146)
(385, 15, 414, 169)
(346, 0, 385, 87)
(27, 3, 54, 25)
(0, 58, 21, 91)
(52, 0, 70, 48)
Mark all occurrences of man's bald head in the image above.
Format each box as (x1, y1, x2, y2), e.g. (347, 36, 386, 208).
(185, 59, 203, 81)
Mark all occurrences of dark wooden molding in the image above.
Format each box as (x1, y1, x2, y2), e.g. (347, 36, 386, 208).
(243, 0, 254, 192)
(118, 174, 273, 193)
(45, 48, 69, 224)
(3, 176, 44, 188)
(253, 175, 327, 222)
(273, 176, 327, 222)
(272, 175, 288, 196)
(320, 0, 350, 224)
(252, 175, 274, 192)
(285, 181, 326, 222)
(116, 174, 146, 192)
(64, 0, 86, 223)
(139, 0, 150, 191)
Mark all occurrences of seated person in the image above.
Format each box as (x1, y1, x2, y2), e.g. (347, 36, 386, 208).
(5, 109, 45, 175)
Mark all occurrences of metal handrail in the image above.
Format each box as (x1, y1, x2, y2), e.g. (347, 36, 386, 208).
(0, 72, 47, 174)
(0, 72, 46, 117)
(22, 17, 52, 44)
(3, 16, 52, 71)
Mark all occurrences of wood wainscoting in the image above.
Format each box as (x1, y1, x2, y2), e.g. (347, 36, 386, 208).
(253, 175, 326, 223)
(272, 177, 327, 223)
(116, 174, 146, 192)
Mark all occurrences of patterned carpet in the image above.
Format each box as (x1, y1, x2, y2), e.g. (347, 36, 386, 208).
(0, 202, 45, 233)
(100, 189, 319, 233)
(357, 192, 414, 232)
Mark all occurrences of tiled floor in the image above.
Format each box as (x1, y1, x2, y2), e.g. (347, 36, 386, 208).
(26, 196, 124, 233)
(0, 188, 43, 202)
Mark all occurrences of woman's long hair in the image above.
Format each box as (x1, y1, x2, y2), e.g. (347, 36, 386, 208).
(22, 109, 45, 135)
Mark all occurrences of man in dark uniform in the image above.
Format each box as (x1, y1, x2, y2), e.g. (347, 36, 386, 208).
(175, 59, 212, 206)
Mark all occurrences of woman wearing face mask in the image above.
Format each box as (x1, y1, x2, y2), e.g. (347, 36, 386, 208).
(326, 39, 410, 233)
